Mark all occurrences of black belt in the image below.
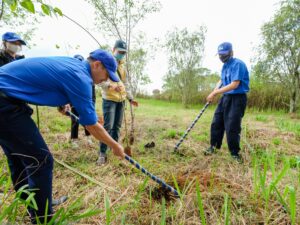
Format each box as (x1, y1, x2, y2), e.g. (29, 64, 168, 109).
(0, 91, 25, 104)
(0, 90, 9, 99)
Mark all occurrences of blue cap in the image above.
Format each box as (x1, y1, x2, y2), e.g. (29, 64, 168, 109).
(114, 40, 127, 52)
(2, 32, 26, 45)
(217, 42, 232, 54)
(89, 49, 119, 82)
(73, 54, 84, 61)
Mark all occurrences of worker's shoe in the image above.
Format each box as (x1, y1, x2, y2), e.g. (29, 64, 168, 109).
(86, 136, 94, 146)
(204, 146, 217, 155)
(70, 139, 79, 149)
(231, 153, 243, 164)
(96, 152, 107, 166)
(52, 196, 68, 206)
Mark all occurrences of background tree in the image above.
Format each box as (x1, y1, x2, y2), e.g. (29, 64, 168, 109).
(253, 0, 300, 113)
(163, 26, 207, 107)
(127, 33, 151, 96)
(0, 0, 62, 42)
(87, 0, 161, 96)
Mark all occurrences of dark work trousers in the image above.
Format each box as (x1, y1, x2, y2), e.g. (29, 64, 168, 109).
(100, 99, 125, 154)
(210, 94, 247, 155)
(0, 95, 53, 223)
(70, 85, 96, 139)
(70, 107, 90, 139)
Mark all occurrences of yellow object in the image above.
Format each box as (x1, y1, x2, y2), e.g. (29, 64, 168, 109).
(101, 60, 128, 102)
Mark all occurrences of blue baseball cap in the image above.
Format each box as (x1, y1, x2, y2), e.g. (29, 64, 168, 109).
(89, 49, 120, 82)
(73, 54, 84, 61)
(2, 32, 26, 45)
(114, 40, 127, 52)
(217, 42, 232, 55)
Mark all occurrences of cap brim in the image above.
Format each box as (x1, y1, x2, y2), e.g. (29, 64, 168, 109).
(108, 70, 120, 82)
(116, 48, 127, 52)
(218, 50, 230, 55)
(7, 38, 26, 45)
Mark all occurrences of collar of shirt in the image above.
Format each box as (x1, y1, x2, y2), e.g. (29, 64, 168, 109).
(223, 57, 234, 66)
(84, 60, 92, 77)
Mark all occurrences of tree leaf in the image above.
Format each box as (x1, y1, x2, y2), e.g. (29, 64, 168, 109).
(20, 0, 35, 13)
(7, 0, 18, 12)
(41, 4, 51, 16)
(53, 7, 63, 16)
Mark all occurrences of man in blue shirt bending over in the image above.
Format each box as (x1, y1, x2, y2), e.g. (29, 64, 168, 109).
(0, 49, 125, 223)
(204, 42, 249, 163)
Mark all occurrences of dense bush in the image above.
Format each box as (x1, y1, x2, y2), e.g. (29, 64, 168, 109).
(143, 79, 294, 111)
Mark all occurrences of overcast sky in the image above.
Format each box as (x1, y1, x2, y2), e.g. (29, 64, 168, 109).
(1, 0, 279, 93)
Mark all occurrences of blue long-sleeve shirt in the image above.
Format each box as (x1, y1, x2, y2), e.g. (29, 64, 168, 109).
(0, 57, 97, 125)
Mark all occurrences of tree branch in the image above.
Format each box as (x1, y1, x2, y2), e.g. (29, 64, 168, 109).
(0, 0, 4, 21)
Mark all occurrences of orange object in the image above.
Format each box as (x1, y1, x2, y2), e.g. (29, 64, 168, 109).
(124, 146, 132, 157)
(98, 115, 104, 126)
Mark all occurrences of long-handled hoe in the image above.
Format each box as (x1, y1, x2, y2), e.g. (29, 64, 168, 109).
(174, 102, 210, 153)
(174, 83, 222, 153)
(65, 111, 179, 198)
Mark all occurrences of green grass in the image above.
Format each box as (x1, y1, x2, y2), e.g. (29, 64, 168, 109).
(276, 119, 300, 137)
(0, 98, 299, 224)
(272, 137, 281, 145)
(255, 115, 268, 122)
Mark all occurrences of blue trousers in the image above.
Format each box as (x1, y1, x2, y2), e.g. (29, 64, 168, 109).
(100, 99, 125, 153)
(210, 94, 247, 155)
(0, 96, 53, 223)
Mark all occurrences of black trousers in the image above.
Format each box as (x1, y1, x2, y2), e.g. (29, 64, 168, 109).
(70, 107, 90, 139)
(210, 94, 247, 155)
(70, 85, 96, 139)
(0, 95, 53, 223)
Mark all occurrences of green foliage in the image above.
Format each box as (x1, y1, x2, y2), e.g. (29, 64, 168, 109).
(0, 0, 62, 43)
(242, 78, 290, 111)
(0, 184, 38, 223)
(252, 0, 300, 113)
(2, 0, 62, 16)
(88, 0, 161, 96)
(276, 119, 300, 138)
(255, 115, 268, 122)
(272, 137, 281, 145)
(196, 180, 207, 225)
(89, 0, 161, 40)
(288, 186, 297, 225)
(160, 197, 166, 225)
(163, 26, 207, 107)
(20, 0, 35, 13)
(0, 170, 102, 224)
(222, 194, 231, 225)
(105, 194, 111, 225)
(127, 34, 152, 96)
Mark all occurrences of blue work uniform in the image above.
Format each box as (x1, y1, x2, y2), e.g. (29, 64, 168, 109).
(0, 57, 97, 223)
(210, 57, 249, 155)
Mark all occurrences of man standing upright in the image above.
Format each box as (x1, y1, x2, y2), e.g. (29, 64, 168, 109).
(205, 42, 249, 163)
(97, 40, 138, 165)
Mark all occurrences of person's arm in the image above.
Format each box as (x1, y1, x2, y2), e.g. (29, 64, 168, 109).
(214, 80, 222, 91)
(97, 80, 111, 91)
(206, 81, 240, 102)
(85, 123, 125, 158)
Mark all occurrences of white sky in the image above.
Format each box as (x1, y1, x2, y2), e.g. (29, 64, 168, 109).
(1, 0, 279, 93)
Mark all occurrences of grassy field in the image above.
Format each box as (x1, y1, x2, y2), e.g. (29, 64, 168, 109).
(1, 97, 300, 224)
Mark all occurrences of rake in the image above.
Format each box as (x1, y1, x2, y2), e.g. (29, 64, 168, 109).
(65, 110, 179, 197)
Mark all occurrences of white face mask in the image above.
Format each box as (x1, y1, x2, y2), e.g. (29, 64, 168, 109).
(6, 42, 22, 54)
